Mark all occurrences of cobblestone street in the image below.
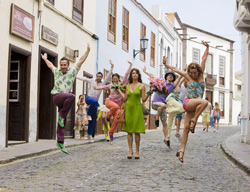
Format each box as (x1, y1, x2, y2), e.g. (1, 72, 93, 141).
(0, 126, 250, 192)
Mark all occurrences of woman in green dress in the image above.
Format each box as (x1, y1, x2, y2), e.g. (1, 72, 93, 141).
(118, 68, 151, 159)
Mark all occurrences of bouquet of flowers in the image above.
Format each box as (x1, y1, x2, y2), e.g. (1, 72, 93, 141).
(111, 83, 127, 93)
(147, 77, 168, 95)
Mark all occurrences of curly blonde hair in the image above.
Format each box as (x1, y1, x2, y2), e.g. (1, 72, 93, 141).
(187, 63, 203, 75)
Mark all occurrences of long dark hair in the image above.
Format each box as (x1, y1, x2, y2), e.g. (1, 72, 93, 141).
(112, 73, 120, 82)
(128, 68, 142, 84)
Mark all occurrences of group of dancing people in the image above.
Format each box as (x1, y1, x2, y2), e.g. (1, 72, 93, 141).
(42, 40, 222, 163)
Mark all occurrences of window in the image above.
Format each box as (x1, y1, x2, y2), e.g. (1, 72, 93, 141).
(205, 54, 213, 74)
(47, 0, 54, 5)
(108, 0, 117, 43)
(219, 56, 225, 86)
(140, 23, 146, 61)
(82, 71, 93, 98)
(219, 92, 225, 117)
(192, 48, 200, 63)
(236, 84, 241, 92)
(73, 0, 84, 24)
(150, 32, 155, 67)
(122, 7, 129, 51)
(9, 61, 20, 102)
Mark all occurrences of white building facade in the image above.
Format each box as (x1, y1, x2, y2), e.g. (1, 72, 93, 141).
(233, 0, 250, 144)
(95, 0, 159, 101)
(232, 70, 242, 125)
(150, 6, 183, 78)
(0, 0, 97, 148)
(95, 0, 159, 129)
(181, 24, 234, 125)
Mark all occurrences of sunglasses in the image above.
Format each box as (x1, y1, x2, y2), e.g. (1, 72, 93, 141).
(190, 65, 197, 69)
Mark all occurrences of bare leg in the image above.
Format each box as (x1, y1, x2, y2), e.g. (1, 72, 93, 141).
(156, 104, 165, 120)
(176, 116, 182, 134)
(178, 112, 195, 162)
(135, 133, 140, 158)
(127, 133, 133, 158)
(162, 120, 168, 141)
(217, 119, 220, 131)
(184, 99, 208, 131)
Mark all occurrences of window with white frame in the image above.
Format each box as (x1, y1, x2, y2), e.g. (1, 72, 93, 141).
(108, 0, 117, 43)
(192, 48, 200, 63)
(219, 56, 225, 86)
(150, 32, 155, 67)
(205, 54, 213, 74)
(73, 0, 84, 24)
(219, 92, 224, 117)
(122, 7, 129, 51)
(140, 23, 146, 62)
(9, 61, 20, 102)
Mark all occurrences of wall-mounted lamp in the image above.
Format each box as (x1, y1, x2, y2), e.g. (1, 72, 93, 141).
(133, 36, 149, 58)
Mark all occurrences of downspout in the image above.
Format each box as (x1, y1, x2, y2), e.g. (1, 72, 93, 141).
(92, 34, 99, 73)
(38, 0, 44, 40)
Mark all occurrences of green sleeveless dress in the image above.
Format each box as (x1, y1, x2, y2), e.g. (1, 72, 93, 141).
(122, 84, 145, 133)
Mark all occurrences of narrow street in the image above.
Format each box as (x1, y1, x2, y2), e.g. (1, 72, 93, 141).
(0, 126, 249, 191)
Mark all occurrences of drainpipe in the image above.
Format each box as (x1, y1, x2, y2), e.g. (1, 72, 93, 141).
(92, 34, 99, 73)
(38, 0, 44, 40)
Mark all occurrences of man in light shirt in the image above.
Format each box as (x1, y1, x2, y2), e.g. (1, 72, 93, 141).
(41, 44, 90, 154)
(77, 61, 114, 142)
(202, 97, 212, 132)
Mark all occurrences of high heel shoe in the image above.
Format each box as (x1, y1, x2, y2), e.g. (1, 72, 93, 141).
(127, 152, 133, 159)
(176, 150, 184, 163)
(134, 153, 140, 159)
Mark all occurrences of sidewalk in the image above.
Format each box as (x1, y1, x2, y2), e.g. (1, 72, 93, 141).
(0, 131, 127, 164)
(221, 131, 250, 176)
(0, 129, 159, 164)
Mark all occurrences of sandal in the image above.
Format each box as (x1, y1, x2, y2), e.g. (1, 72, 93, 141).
(176, 150, 184, 163)
(189, 119, 197, 133)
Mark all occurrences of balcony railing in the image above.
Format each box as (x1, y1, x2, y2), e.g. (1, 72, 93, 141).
(234, 0, 250, 32)
(205, 74, 217, 86)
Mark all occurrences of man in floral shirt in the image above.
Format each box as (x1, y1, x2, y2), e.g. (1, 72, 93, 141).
(41, 44, 90, 154)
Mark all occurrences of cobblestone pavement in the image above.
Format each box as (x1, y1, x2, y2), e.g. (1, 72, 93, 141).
(0, 126, 250, 192)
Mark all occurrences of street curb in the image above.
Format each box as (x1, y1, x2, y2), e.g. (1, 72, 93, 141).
(220, 141, 250, 176)
(0, 134, 127, 165)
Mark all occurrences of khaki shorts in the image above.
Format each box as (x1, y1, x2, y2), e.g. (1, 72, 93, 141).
(202, 113, 210, 123)
(152, 102, 167, 122)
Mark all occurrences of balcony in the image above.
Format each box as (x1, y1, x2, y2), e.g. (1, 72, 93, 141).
(240, 0, 250, 6)
(205, 74, 217, 86)
(234, 0, 250, 32)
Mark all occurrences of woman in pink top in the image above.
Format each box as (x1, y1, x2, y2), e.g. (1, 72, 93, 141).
(94, 61, 132, 143)
(212, 102, 221, 132)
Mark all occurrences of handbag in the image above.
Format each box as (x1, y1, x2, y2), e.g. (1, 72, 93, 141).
(117, 102, 126, 123)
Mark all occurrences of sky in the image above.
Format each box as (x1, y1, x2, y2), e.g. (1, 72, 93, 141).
(137, 0, 242, 72)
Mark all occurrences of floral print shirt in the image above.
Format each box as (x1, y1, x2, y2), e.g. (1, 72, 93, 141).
(51, 64, 79, 95)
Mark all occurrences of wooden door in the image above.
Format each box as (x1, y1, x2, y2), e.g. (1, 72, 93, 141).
(8, 54, 26, 141)
(38, 51, 57, 139)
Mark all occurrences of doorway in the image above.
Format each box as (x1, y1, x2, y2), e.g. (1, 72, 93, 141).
(7, 45, 31, 146)
(38, 46, 57, 140)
